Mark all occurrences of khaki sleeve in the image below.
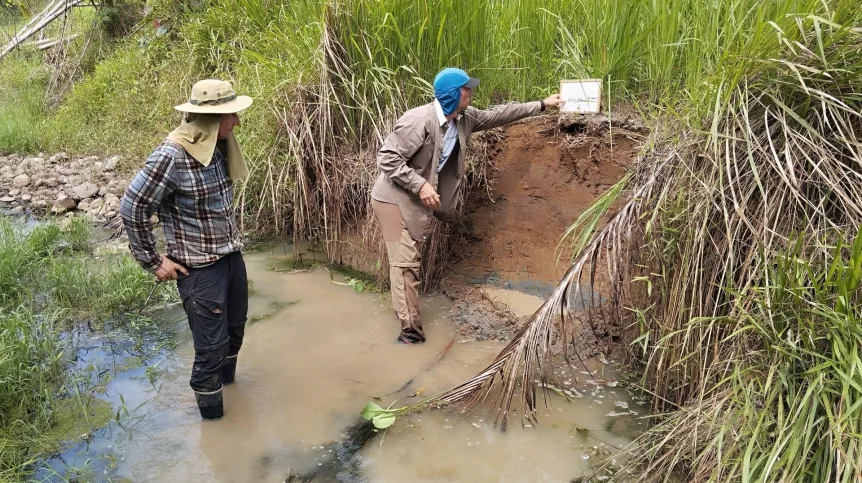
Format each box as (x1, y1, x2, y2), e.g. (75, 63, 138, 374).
(463, 101, 542, 133)
(377, 115, 428, 195)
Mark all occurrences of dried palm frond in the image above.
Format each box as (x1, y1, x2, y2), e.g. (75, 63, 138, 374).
(101, 214, 124, 240)
(423, 143, 680, 429)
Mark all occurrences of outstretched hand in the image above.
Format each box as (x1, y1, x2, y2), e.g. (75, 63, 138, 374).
(543, 93, 563, 110)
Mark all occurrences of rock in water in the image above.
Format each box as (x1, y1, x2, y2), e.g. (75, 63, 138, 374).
(8, 206, 24, 215)
(280, 419, 377, 482)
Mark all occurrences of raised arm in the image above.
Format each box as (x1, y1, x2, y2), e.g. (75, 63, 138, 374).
(463, 101, 541, 132)
(377, 114, 429, 195)
(119, 146, 179, 272)
(464, 94, 563, 132)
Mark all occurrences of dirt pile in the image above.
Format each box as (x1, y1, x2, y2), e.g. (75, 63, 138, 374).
(444, 113, 644, 342)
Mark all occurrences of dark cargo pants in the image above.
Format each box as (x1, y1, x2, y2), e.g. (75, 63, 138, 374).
(176, 251, 248, 393)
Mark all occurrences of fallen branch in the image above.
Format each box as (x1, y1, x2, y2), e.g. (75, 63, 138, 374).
(0, 0, 85, 60)
(27, 33, 80, 50)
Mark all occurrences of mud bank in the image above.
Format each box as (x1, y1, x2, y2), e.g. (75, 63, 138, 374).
(442, 113, 642, 343)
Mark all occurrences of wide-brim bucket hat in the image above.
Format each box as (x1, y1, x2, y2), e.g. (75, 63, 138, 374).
(174, 79, 253, 114)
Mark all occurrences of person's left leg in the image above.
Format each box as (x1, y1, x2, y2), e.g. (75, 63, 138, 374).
(372, 200, 424, 343)
(395, 227, 423, 342)
(177, 256, 231, 420)
(222, 251, 248, 384)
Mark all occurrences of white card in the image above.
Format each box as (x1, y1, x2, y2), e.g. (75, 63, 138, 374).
(560, 79, 602, 113)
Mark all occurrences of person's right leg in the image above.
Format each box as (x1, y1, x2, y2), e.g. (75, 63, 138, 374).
(177, 256, 231, 419)
(371, 200, 424, 343)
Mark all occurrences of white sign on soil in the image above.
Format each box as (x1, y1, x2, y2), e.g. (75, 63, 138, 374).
(560, 79, 602, 113)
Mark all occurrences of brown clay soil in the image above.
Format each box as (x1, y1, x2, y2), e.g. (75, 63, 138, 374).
(442, 113, 644, 342)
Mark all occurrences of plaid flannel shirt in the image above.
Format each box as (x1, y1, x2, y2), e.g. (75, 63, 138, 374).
(119, 140, 243, 272)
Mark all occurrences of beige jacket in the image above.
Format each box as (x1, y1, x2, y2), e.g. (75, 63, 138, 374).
(371, 100, 542, 241)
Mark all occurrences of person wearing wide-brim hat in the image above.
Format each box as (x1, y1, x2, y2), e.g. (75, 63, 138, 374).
(119, 79, 253, 420)
(371, 67, 563, 345)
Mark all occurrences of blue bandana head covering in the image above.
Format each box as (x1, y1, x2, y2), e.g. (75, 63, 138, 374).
(433, 68, 480, 116)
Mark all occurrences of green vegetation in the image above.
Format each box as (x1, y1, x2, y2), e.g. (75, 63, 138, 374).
(0, 215, 171, 481)
(631, 233, 862, 481)
(0, 53, 49, 153)
(460, 6, 862, 482)
(0, 215, 160, 313)
(4, 0, 828, 239)
(2, 0, 862, 481)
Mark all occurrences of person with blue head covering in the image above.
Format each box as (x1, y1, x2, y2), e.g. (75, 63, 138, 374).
(371, 67, 562, 345)
(433, 67, 480, 117)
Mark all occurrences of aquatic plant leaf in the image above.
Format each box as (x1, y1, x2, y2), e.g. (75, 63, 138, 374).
(360, 401, 385, 420)
(372, 413, 396, 429)
(348, 279, 366, 293)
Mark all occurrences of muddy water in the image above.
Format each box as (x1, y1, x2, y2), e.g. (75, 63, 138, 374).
(42, 247, 642, 482)
(480, 287, 547, 317)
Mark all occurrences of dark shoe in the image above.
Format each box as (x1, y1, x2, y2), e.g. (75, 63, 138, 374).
(194, 387, 224, 420)
(396, 333, 426, 344)
(222, 356, 237, 385)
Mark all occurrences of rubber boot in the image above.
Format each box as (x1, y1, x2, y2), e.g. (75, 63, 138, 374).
(194, 387, 224, 420)
(222, 355, 238, 385)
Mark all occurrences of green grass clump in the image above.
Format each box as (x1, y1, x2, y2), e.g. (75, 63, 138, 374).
(0, 53, 49, 154)
(0, 307, 66, 481)
(0, 215, 160, 312)
(0, 214, 171, 480)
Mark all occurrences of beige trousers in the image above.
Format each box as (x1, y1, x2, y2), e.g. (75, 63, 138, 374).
(371, 200, 424, 341)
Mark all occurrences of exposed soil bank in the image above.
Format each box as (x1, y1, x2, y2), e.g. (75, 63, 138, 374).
(442, 114, 643, 342)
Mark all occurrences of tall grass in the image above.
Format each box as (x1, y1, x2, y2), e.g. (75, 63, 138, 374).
(0, 53, 49, 153)
(0, 215, 157, 312)
(436, 8, 862, 482)
(632, 232, 862, 481)
(0, 307, 66, 482)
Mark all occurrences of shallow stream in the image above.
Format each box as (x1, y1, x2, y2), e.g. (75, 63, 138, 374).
(38, 246, 644, 482)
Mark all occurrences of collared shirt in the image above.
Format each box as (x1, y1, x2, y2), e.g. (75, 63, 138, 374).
(119, 139, 243, 272)
(434, 99, 459, 173)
